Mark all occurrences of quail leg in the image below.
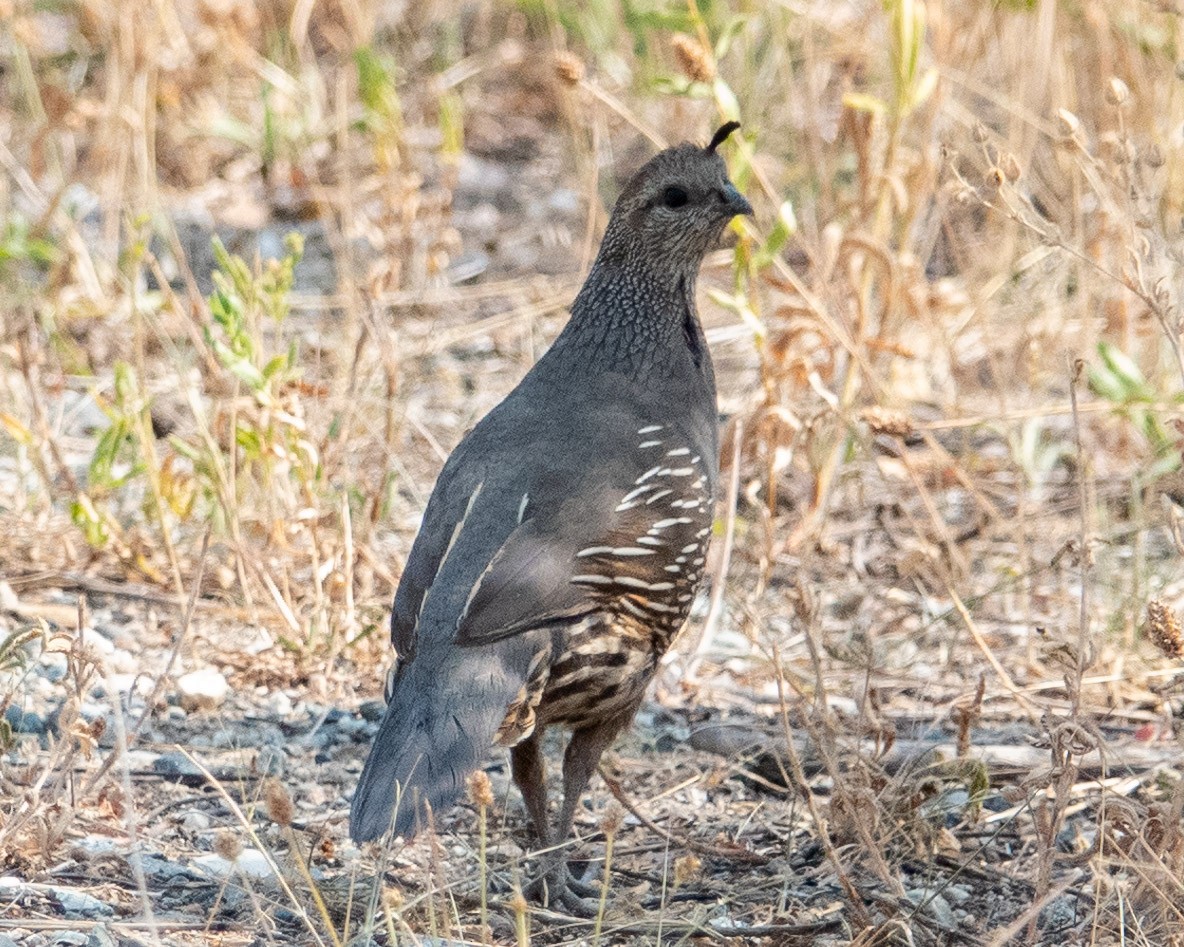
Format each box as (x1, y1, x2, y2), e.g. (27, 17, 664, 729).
(529, 713, 633, 915)
(512, 731, 594, 904)
(510, 730, 550, 846)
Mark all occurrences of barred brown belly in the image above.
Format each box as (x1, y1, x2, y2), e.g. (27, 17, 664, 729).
(493, 612, 663, 746)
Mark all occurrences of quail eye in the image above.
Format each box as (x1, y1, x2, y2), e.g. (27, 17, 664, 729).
(661, 185, 689, 209)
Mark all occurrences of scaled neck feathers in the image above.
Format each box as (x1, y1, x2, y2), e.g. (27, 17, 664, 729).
(545, 254, 707, 379)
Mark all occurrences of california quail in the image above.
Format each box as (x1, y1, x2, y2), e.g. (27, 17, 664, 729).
(350, 122, 752, 911)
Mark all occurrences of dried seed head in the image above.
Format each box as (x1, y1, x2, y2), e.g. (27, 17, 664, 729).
(1144, 143, 1166, 169)
(1105, 77, 1130, 107)
(553, 50, 584, 86)
(673, 853, 702, 888)
(213, 829, 242, 861)
(1000, 152, 1022, 182)
(971, 122, 989, 144)
(601, 802, 626, 836)
(467, 770, 494, 808)
(1056, 108, 1081, 139)
(861, 406, 914, 438)
(984, 165, 1005, 192)
(508, 890, 529, 914)
(671, 33, 715, 84)
(263, 778, 293, 826)
(1145, 599, 1184, 659)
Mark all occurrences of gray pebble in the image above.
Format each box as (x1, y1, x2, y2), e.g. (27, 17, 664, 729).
(51, 887, 115, 919)
(4, 704, 46, 736)
(85, 926, 117, 947)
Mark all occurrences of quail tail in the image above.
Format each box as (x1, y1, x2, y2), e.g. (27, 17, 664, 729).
(349, 636, 543, 843)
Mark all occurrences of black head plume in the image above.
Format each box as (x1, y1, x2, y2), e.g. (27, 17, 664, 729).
(706, 121, 741, 154)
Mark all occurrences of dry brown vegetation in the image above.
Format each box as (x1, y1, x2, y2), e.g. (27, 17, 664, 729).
(2, 0, 1184, 944)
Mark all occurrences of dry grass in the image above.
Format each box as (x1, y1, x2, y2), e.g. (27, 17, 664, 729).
(2, 0, 1184, 944)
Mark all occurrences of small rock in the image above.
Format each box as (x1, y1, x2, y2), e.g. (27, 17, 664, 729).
(906, 888, 955, 928)
(176, 668, 229, 711)
(152, 752, 205, 783)
(194, 848, 276, 881)
(51, 934, 88, 946)
(39, 652, 69, 682)
(51, 886, 115, 919)
(255, 744, 285, 776)
(358, 701, 385, 723)
(334, 714, 372, 739)
(129, 852, 201, 885)
(181, 811, 211, 832)
(265, 691, 293, 717)
(4, 704, 46, 736)
(0, 935, 18, 947)
(85, 926, 117, 947)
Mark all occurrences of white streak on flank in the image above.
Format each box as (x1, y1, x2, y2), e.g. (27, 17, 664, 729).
(645, 489, 673, 504)
(612, 547, 655, 557)
(619, 598, 648, 619)
(635, 465, 663, 484)
(636, 536, 664, 546)
(638, 440, 663, 448)
(440, 480, 485, 570)
(576, 546, 614, 557)
(663, 467, 695, 477)
(517, 492, 529, 524)
(615, 501, 640, 511)
(637, 424, 663, 434)
(691, 455, 701, 464)
(692, 557, 706, 566)
(674, 556, 687, 564)
(696, 527, 712, 538)
(572, 574, 612, 585)
(612, 576, 674, 592)
(652, 517, 692, 530)
(678, 593, 693, 603)
(664, 564, 682, 573)
(635, 599, 676, 614)
(681, 543, 698, 553)
(665, 447, 690, 456)
(619, 484, 656, 505)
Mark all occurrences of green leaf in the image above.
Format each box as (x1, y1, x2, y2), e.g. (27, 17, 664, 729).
(753, 200, 797, 270)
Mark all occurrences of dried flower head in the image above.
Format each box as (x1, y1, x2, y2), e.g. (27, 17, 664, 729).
(673, 853, 702, 888)
(1145, 599, 1184, 659)
(263, 778, 294, 826)
(382, 885, 405, 910)
(601, 802, 626, 836)
(1143, 143, 1166, 169)
(861, 406, 914, 438)
(553, 51, 584, 86)
(671, 34, 715, 84)
(1105, 76, 1130, 107)
(1056, 108, 1081, 139)
(213, 829, 242, 861)
(467, 770, 494, 808)
(1000, 152, 1022, 182)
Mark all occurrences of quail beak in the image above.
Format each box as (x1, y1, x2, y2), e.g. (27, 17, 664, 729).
(721, 182, 754, 218)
